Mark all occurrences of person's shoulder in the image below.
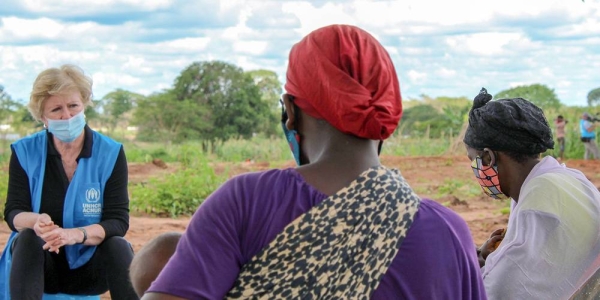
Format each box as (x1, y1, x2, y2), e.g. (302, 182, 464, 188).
(416, 199, 468, 226)
(417, 199, 458, 215)
(410, 199, 474, 242)
(207, 168, 312, 214)
(11, 130, 47, 155)
(526, 171, 580, 193)
(523, 171, 597, 211)
(225, 168, 301, 190)
(12, 130, 46, 145)
(90, 129, 121, 147)
(195, 168, 303, 226)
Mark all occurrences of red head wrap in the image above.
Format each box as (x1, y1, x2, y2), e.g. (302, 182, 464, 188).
(284, 24, 402, 140)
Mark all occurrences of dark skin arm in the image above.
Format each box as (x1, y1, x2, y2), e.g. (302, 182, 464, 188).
(477, 228, 505, 267)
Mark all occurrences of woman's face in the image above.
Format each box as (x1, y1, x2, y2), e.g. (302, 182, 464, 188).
(465, 145, 510, 199)
(41, 91, 84, 126)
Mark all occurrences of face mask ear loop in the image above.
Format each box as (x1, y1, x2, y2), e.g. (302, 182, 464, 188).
(479, 148, 495, 167)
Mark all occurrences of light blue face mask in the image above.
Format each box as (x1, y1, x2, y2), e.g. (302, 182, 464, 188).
(47, 110, 86, 142)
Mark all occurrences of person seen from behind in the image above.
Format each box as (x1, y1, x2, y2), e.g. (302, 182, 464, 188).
(0, 64, 138, 299)
(554, 115, 567, 160)
(130, 232, 182, 298)
(580, 112, 600, 160)
(140, 25, 486, 300)
(465, 88, 600, 299)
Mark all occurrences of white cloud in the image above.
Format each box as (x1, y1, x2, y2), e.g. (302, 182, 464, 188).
(21, 0, 173, 13)
(281, 2, 355, 36)
(539, 67, 554, 77)
(1, 17, 64, 39)
(93, 71, 141, 87)
(153, 37, 211, 53)
(445, 32, 535, 56)
(233, 41, 268, 56)
(557, 80, 572, 88)
(122, 56, 153, 74)
(509, 82, 531, 88)
(436, 68, 457, 78)
(408, 70, 427, 83)
(400, 47, 433, 56)
(0, 0, 599, 106)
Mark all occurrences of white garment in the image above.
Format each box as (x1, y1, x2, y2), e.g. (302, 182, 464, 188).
(482, 156, 600, 300)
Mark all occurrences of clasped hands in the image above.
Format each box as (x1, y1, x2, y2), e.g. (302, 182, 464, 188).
(33, 213, 81, 254)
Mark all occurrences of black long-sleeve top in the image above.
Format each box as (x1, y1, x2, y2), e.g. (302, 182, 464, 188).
(4, 126, 130, 238)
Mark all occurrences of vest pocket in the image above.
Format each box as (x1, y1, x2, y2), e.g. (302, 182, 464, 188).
(74, 183, 103, 225)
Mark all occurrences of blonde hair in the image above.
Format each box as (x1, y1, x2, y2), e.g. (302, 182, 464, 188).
(28, 64, 93, 121)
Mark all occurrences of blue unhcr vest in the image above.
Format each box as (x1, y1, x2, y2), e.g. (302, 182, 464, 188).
(0, 130, 121, 300)
(581, 119, 596, 139)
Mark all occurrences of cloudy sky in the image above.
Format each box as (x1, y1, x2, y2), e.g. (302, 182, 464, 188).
(1, 0, 599, 106)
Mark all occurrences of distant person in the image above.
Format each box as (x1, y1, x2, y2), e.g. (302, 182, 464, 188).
(580, 112, 600, 160)
(140, 25, 486, 299)
(130, 232, 182, 297)
(465, 88, 600, 299)
(0, 64, 138, 299)
(554, 115, 567, 160)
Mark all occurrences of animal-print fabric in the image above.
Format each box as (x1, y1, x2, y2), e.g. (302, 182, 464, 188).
(226, 166, 421, 299)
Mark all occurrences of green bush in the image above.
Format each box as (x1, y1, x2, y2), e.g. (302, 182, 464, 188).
(122, 142, 178, 163)
(214, 135, 290, 162)
(129, 152, 226, 217)
(381, 136, 451, 156)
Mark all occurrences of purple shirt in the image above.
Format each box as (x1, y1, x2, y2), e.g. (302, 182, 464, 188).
(149, 168, 486, 299)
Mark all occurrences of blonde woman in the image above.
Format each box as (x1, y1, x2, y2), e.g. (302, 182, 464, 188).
(0, 65, 138, 299)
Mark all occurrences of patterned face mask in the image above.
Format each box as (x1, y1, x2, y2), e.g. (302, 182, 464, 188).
(281, 120, 301, 166)
(471, 156, 509, 200)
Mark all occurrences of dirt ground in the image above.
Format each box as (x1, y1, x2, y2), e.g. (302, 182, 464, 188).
(122, 155, 600, 249)
(2, 155, 600, 298)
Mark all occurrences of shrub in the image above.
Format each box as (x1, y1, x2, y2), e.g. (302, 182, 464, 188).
(214, 135, 290, 162)
(129, 152, 226, 217)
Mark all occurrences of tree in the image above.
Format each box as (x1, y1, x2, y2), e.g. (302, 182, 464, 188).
(401, 104, 458, 138)
(10, 106, 38, 137)
(100, 89, 143, 133)
(588, 87, 600, 106)
(246, 69, 282, 136)
(0, 86, 22, 124)
(494, 84, 562, 110)
(171, 61, 273, 144)
(0, 86, 24, 154)
(84, 99, 103, 129)
(133, 61, 280, 146)
(399, 95, 471, 139)
(132, 90, 211, 144)
(246, 70, 282, 107)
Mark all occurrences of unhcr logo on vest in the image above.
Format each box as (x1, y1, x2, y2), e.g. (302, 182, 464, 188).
(86, 188, 100, 203)
(83, 187, 102, 216)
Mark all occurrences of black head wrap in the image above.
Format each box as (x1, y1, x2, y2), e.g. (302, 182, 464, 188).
(463, 88, 554, 154)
